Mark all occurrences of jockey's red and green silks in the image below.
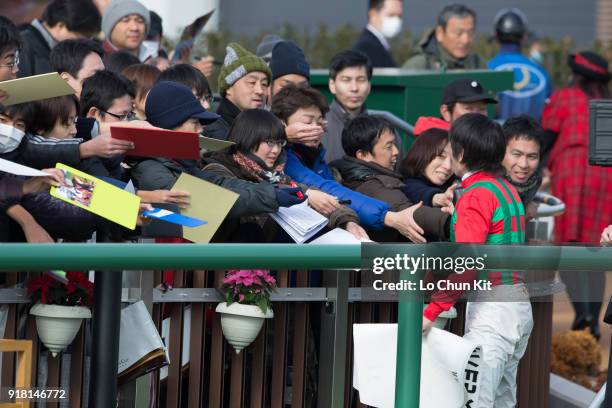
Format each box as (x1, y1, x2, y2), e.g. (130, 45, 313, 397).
(451, 176, 525, 285)
(424, 172, 526, 322)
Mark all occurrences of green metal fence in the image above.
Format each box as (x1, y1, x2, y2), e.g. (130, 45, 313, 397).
(0, 243, 610, 407)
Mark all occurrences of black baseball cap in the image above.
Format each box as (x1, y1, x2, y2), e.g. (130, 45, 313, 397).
(441, 79, 498, 105)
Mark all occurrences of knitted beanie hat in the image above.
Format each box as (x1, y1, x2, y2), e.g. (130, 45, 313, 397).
(218, 42, 271, 96)
(102, 0, 150, 41)
(270, 41, 310, 81)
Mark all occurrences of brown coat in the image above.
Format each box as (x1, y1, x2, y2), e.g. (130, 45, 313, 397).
(332, 156, 449, 242)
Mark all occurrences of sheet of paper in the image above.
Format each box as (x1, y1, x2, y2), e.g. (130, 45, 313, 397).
(111, 126, 200, 160)
(50, 163, 141, 229)
(269, 200, 328, 244)
(309, 228, 362, 245)
(143, 208, 207, 228)
(0, 157, 51, 177)
(199, 136, 234, 152)
(0, 72, 75, 105)
(352, 324, 482, 408)
(171, 172, 238, 243)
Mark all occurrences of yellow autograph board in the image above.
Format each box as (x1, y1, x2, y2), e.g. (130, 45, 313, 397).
(171, 173, 239, 243)
(50, 163, 140, 230)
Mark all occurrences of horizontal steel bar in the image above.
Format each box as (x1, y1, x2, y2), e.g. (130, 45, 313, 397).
(151, 288, 329, 303)
(0, 243, 610, 272)
(0, 288, 29, 303)
(0, 244, 361, 271)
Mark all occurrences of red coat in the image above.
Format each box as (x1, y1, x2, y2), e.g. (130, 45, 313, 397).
(541, 86, 612, 243)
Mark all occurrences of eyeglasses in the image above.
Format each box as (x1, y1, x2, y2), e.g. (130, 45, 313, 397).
(265, 139, 287, 148)
(0, 52, 19, 70)
(99, 109, 136, 121)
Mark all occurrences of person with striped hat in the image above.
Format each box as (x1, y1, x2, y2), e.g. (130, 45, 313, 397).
(205, 43, 272, 141)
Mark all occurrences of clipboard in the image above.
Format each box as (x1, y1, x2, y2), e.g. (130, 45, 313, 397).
(111, 126, 200, 160)
(171, 172, 238, 243)
(0, 73, 75, 105)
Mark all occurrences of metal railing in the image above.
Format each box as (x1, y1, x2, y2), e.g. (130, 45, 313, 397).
(367, 109, 415, 136)
(0, 243, 610, 408)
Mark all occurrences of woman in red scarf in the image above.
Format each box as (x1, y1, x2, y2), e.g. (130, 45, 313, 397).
(202, 108, 368, 242)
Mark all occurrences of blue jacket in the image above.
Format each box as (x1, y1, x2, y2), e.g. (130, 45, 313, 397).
(285, 146, 390, 230)
(488, 44, 552, 120)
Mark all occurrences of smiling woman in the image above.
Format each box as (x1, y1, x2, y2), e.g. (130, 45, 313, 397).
(399, 127, 456, 207)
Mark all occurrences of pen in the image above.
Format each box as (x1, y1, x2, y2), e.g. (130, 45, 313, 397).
(289, 182, 305, 200)
(338, 199, 352, 205)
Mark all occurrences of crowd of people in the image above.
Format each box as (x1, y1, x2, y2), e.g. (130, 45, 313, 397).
(1, 0, 612, 407)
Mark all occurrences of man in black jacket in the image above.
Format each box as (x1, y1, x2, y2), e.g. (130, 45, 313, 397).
(352, 0, 402, 68)
(18, 0, 101, 77)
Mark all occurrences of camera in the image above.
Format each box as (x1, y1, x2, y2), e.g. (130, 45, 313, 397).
(589, 99, 612, 166)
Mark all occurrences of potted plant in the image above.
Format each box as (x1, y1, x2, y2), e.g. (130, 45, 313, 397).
(28, 271, 93, 357)
(215, 270, 276, 354)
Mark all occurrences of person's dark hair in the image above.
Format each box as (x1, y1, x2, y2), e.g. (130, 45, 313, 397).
(0, 16, 22, 56)
(341, 116, 394, 157)
(502, 115, 542, 146)
(157, 64, 211, 99)
(437, 4, 476, 29)
(79, 70, 135, 116)
(271, 84, 329, 123)
(450, 113, 505, 174)
(50, 39, 104, 77)
(329, 50, 373, 80)
(368, 0, 402, 11)
(103, 51, 140, 74)
(42, 0, 101, 37)
(571, 73, 611, 99)
(147, 11, 163, 40)
(122, 64, 161, 102)
(400, 128, 449, 178)
(228, 109, 286, 153)
(21, 95, 78, 135)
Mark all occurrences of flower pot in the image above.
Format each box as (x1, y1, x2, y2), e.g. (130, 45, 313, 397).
(30, 304, 91, 357)
(215, 302, 273, 354)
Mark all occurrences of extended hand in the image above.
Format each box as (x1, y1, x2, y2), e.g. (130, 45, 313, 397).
(422, 316, 435, 335)
(306, 189, 341, 216)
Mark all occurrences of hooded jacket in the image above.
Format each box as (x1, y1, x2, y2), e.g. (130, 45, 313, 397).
(332, 156, 450, 242)
(402, 29, 484, 71)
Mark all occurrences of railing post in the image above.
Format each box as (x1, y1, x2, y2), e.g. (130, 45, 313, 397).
(89, 270, 123, 408)
(331, 269, 349, 407)
(395, 269, 423, 408)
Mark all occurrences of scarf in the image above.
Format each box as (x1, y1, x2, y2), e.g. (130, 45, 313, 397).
(505, 170, 542, 205)
(232, 151, 292, 186)
(290, 143, 322, 170)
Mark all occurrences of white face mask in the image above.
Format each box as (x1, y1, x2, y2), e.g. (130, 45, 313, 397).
(0, 123, 25, 154)
(380, 16, 402, 39)
(530, 50, 543, 64)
